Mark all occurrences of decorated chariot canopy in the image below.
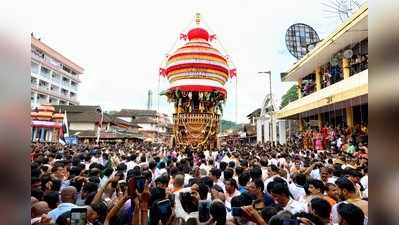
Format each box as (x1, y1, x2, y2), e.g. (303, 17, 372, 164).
(160, 13, 236, 150)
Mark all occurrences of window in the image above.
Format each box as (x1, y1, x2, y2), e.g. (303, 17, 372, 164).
(40, 66, 50, 76)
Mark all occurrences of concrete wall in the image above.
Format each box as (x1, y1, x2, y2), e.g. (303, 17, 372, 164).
(70, 122, 95, 131)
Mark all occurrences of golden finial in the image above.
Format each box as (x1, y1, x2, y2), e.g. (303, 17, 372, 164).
(195, 13, 201, 26)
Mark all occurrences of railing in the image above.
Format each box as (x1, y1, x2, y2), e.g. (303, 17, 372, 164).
(31, 53, 81, 83)
(173, 113, 220, 124)
(70, 85, 78, 92)
(62, 81, 70, 87)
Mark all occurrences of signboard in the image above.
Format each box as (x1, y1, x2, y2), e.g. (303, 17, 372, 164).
(65, 136, 78, 145)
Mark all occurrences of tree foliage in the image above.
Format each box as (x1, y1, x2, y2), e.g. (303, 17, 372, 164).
(220, 120, 239, 132)
(280, 84, 298, 109)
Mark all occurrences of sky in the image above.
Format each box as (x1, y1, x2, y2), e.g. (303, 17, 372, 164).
(14, 0, 350, 123)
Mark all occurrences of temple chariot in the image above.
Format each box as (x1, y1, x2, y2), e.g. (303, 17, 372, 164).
(160, 13, 236, 151)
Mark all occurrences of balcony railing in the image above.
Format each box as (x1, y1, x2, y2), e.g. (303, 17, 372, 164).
(31, 53, 81, 83)
(62, 81, 70, 87)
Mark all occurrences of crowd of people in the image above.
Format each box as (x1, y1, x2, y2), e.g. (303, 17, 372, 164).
(31, 135, 368, 225)
(295, 123, 368, 156)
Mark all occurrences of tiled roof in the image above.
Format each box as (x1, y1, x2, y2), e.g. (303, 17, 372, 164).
(247, 108, 261, 118)
(112, 109, 157, 117)
(52, 105, 141, 128)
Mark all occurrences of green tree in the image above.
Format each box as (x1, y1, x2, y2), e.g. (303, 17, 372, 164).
(280, 84, 298, 109)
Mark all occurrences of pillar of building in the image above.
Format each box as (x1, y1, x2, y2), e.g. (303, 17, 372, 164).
(297, 78, 302, 99)
(342, 58, 350, 79)
(315, 67, 322, 91)
(40, 128, 45, 142)
(299, 114, 304, 132)
(346, 107, 354, 128)
(278, 120, 286, 144)
(318, 113, 323, 128)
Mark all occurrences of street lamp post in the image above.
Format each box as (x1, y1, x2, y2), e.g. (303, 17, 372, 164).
(258, 70, 273, 144)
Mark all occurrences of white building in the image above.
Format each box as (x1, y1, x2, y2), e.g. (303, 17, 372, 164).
(256, 94, 290, 144)
(112, 109, 172, 143)
(31, 34, 84, 108)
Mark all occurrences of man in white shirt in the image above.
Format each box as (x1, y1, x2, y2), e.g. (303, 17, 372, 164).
(126, 154, 137, 171)
(289, 174, 306, 201)
(210, 168, 225, 191)
(264, 164, 281, 191)
(268, 180, 306, 215)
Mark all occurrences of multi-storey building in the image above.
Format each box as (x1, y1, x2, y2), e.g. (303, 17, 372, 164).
(31, 34, 84, 108)
(277, 4, 368, 133)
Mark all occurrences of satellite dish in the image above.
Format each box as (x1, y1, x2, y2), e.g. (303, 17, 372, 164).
(343, 49, 353, 59)
(285, 23, 320, 59)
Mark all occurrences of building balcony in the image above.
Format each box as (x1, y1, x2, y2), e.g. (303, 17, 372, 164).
(32, 53, 81, 83)
(277, 69, 368, 119)
(70, 85, 78, 92)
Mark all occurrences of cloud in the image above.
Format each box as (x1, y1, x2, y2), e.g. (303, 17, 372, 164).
(21, 0, 341, 123)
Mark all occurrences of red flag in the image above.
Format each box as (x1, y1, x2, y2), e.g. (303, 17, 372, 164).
(159, 68, 166, 77)
(209, 34, 216, 41)
(179, 33, 187, 41)
(229, 68, 237, 78)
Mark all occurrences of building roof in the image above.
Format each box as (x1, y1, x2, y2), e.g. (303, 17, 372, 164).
(69, 130, 143, 139)
(112, 109, 157, 117)
(282, 3, 368, 82)
(53, 105, 101, 123)
(31, 36, 84, 74)
(52, 105, 141, 128)
(247, 108, 261, 118)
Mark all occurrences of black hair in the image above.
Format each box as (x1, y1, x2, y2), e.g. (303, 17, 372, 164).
(90, 201, 108, 223)
(235, 166, 244, 177)
(268, 210, 293, 225)
(69, 166, 82, 178)
(32, 168, 41, 178)
(253, 178, 265, 192)
(116, 163, 127, 172)
(261, 205, 284, 223)
(179, 192, 198, 214)
(293, 212, 324, 225)
(267, 181, 291, 198)
(219, 161, 227, 171)
(240, 159, 249, 168)
(210, 168, 222, 179)
(142, 170, 153, 182)
(307, 179, 325, 194)
(270, 164, 279, 173)
(198, 183, 210, 200)
(88, 176, 100, 184)
(260, 159, 268, 167)
(201, 176, 214, 189)
(43, 191, 59, 209)
(56, 211, 71, 225)
(102, 167, 114, 177)
(84, 192, 97, 206)
(82, 182, 98, 193)
(310, 197, 331, 219)
(223, 168, 234, 180)
(335, 176, 356, 193)
(31, 188, 44, 201)
(225, 178, 238, 190)
(293, 173, 307, 186)
(210, 201, 226, 225)
(238, 172, 251, 187)
(337, 203, 365, 225)
(250, 165, 263, 180)
(228, 161, 236, 169)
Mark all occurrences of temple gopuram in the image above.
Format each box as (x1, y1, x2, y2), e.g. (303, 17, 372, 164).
(161, 13, 235, 151)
